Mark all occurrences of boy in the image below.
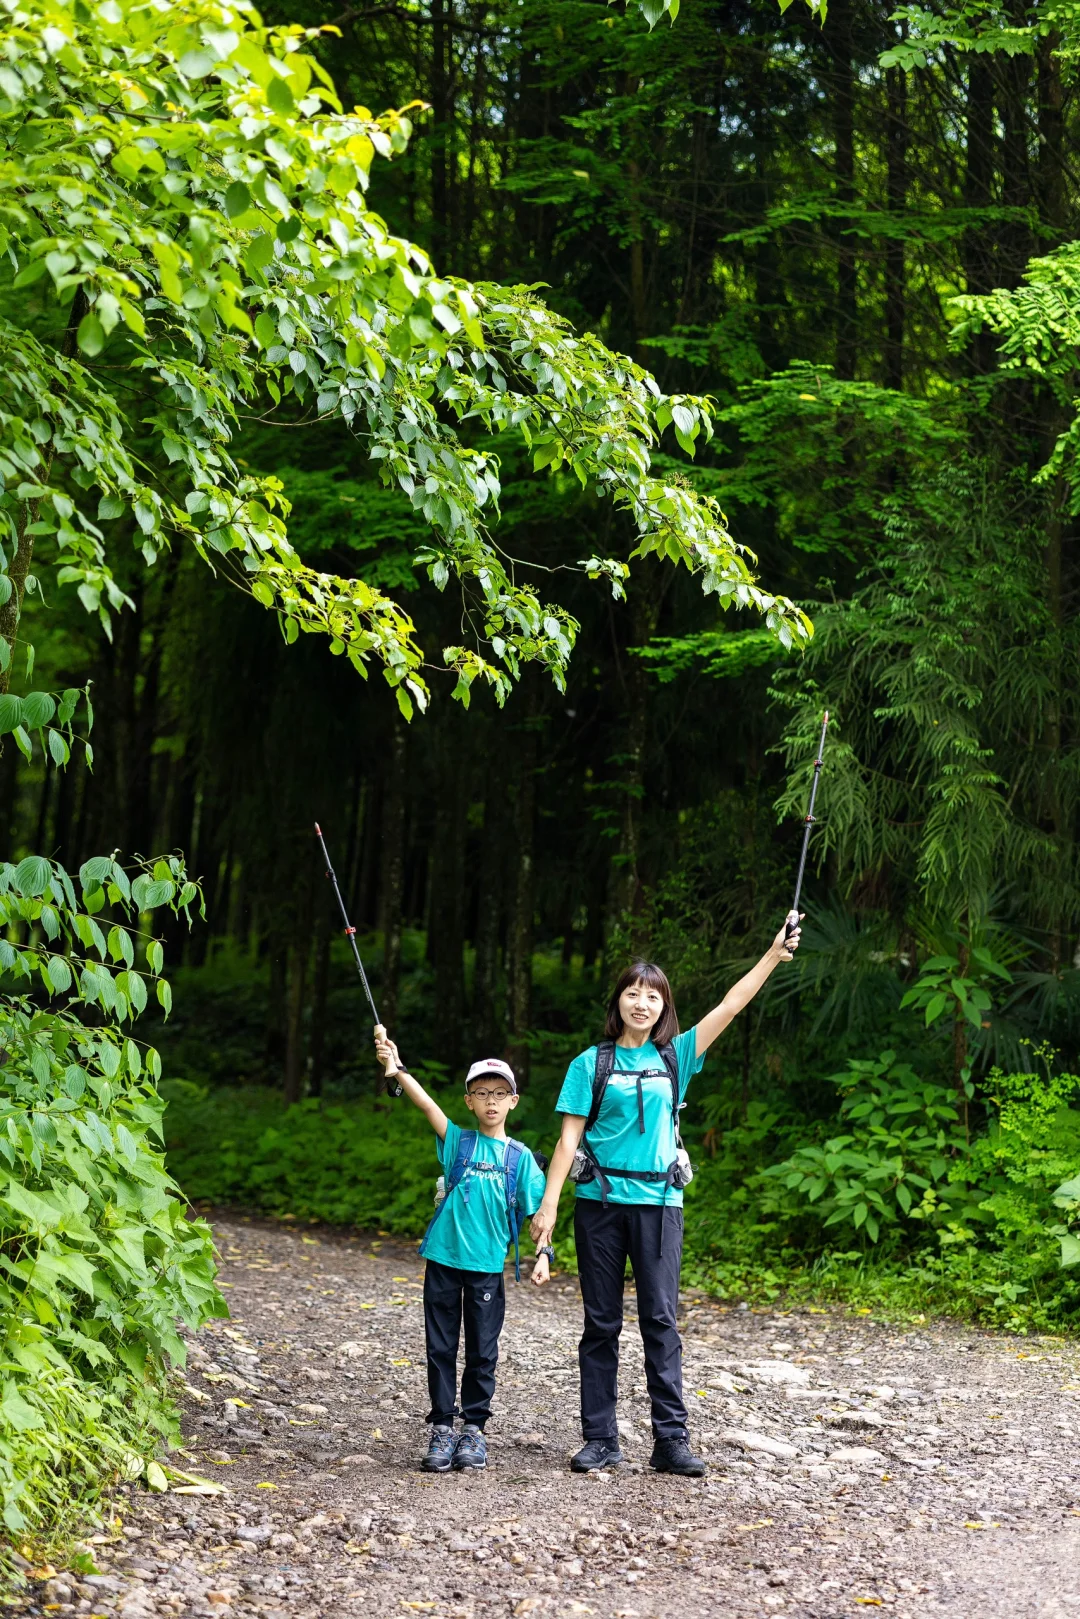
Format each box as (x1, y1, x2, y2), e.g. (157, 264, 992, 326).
(374, 1028, 552, 1473)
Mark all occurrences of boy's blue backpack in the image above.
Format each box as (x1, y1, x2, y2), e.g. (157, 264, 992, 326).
(422, 1133, 531, 1280)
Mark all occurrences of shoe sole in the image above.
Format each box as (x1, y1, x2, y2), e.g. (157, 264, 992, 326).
(420, 1458, 454, 1472)
(451, 1459, 487, 1471)
(571, 1451, 625, 1473)
(649, 1462, 707, 1477)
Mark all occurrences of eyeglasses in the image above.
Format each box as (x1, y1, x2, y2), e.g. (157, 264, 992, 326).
(468, 1087, 513, 1101)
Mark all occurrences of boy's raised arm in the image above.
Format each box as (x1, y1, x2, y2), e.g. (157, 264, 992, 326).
(374, 1026, 449, 1141)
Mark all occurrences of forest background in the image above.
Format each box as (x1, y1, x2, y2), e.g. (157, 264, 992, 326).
(9, 0, 1080, 1541)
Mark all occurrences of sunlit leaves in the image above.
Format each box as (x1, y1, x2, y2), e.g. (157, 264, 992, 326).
(1, 0, 810, 714)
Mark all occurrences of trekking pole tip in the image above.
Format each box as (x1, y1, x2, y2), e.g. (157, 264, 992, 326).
(314, 821, 321, 835)
(823, 710, 829, 725)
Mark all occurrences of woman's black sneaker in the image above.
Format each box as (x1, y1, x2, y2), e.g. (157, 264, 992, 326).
(452, 1425, 488, 1470)
(650, 1436, 706, 1476)
(421, 1425, 458, 1472)
(571, 1438, 625, 1472)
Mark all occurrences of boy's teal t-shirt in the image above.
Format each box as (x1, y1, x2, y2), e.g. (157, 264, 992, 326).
(419, 1121, 547, 1274)
(555, 1029, 704, 1207)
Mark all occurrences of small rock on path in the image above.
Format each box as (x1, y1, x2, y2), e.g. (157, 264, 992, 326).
(27, 1215, 1080, 1618)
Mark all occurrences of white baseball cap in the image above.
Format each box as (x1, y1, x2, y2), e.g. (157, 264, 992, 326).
(465, 1058, 517, 1093)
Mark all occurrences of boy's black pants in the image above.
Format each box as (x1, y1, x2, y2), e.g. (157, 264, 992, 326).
(574, 1198, 688, 1442)
(423, 1259, 505, 1429)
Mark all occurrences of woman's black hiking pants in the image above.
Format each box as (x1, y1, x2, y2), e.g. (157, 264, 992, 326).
(574, 1198, 688, 1442)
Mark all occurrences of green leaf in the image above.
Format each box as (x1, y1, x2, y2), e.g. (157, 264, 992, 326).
(0, 695, 21, 734)
(924, 992, 947, 1026)
(157, 978, 173, 1018)
(79, 856, 112, 890)
(62, 1065, 86, 1100)
(46, 956, 72, 994)
(1059, 1233, 1080, 1269)
(223, 181, 252, 218)
(13, 856, 52, 898)
(244, 234, 274, 275)
(0, 1383, 44, 1432)
(20, 692, 55, 730)
(267, 74, 295, 114)
(76, 312, 105, 357)
(179, 47, 217, 77)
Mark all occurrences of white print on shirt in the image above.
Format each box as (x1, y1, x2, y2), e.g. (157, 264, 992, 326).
(461, 1160, 506, 1178)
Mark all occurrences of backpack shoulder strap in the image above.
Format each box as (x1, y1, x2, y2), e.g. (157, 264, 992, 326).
(503, 1140, 526, 1207)
(502, 1139, 527, 1283)
(657, 1042, 681, 1131)
(586, 1041, 616, 1133)
(446, 1130, 477, 1195)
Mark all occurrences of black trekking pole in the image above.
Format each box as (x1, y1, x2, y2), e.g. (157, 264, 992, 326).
(786, 711, 829, 940)
(314, 823, 402, 1096)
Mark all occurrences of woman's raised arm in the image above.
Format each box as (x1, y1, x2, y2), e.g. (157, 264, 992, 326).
(694, 916, 802, 1058)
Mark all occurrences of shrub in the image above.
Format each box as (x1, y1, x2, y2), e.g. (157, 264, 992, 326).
(758, 1051, 972, 1241)
(0, 855, 225, 1549)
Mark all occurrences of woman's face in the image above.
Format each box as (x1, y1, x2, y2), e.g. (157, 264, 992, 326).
(618, 977, 665, 1037)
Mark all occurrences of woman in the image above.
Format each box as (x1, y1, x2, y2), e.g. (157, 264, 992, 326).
(530, 917, 801, 1477)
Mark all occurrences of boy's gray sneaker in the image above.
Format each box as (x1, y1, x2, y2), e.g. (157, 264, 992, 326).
(421, 1425, 458, 1472)
(452, 1424, 487, 1470)
(571, 1437, 624, 1472)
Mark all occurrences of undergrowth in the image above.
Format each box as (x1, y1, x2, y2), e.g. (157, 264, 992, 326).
(164, 1054, 1080, 1337)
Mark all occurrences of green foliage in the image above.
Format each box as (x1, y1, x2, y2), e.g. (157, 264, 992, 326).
(773, 460, 1080, 927)
(760, 1051, 971, 1242)
(0, 0, 809, 721)
(900, 946, 1011, 1037)
(0, 854, 225, 1539)
(163, 1079, 555, 1235)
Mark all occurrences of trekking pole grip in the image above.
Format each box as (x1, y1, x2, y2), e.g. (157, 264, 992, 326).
(373, 1023, 403, 1096)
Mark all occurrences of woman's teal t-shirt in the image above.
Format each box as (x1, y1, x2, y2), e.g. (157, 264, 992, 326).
(555, 1029, 704, 1207)
(419, 1121, 547, 1273)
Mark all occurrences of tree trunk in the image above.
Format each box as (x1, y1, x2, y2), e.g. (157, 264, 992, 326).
(884, 63, 907, 391)
(430, 0, 455, 259)
(1037, 33, 1067, 236)
(472, 765, 505, 1052)
(613, 556, 669, 944)
(829, 0, 857, 380)
(998, 4, 1032, 290)
(283, 938, 308, 1105)
(265, 942, 287, 1076)
(429, 714, 468, 1067)
(963, 58, 996, 378)
(507, 681, 538, 1082)
(380, 717, 408, 1036)
(308, 906, 331, 1098)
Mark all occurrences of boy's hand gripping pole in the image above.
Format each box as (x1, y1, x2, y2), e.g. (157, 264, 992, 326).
(314, 823, 402, 1096)
(786, 711, 829, 940)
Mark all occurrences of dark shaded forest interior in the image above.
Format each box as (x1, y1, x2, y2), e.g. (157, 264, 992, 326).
(9, 0, 1080, 1331)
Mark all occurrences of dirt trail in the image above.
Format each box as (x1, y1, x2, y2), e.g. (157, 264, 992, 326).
(26, 1215, 1080, 1619)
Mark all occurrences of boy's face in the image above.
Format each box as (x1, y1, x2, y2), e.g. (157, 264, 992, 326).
(465, 1078, 518, 1129)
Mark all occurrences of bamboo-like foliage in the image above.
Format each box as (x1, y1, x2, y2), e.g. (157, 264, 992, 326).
(775, 461, 1080, 938)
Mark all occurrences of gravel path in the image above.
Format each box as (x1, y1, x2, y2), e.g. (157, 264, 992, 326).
(27, 1215, 1080, 1619)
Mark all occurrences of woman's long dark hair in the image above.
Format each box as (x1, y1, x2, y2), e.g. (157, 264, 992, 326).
(604, 961, 680, 1045)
